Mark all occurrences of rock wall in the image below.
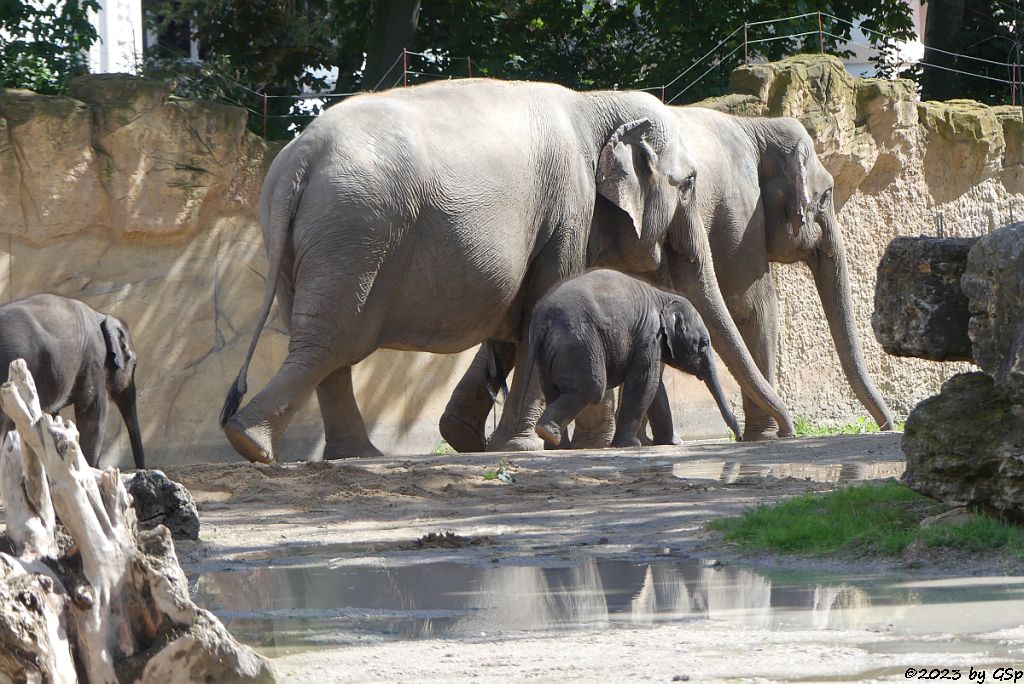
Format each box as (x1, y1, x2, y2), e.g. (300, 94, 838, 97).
(702, 54, 1020, 423)
(0, 57, 1016, 465)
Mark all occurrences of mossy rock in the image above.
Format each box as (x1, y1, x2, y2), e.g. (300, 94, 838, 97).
(691, 93, 763, 116)
(917, 99, 1002, 144)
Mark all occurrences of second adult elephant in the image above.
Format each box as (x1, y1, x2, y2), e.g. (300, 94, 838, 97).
(220, 79, 793, 463)
(442, 108, 892, 448)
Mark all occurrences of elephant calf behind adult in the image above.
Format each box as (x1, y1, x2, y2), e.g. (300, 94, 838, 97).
(0, 294, 145, 468)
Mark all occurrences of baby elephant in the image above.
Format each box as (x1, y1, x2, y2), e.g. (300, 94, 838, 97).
(0, 294, 144, 468)
(523, 269, 741, 448)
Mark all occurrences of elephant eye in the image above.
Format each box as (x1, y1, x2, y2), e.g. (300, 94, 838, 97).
(818, 189, 832, 209)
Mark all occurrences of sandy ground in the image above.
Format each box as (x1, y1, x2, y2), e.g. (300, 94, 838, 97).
(6, 434, 1024, 682)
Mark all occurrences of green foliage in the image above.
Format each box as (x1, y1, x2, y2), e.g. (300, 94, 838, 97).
(710, 481, 1024, 557)
(431, 440, 456, 455)
(1, 0, 100, 94)
(794, 416, 905, 436)
(141, 0, 916, 138)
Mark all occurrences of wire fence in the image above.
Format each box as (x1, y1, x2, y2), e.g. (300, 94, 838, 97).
(149, 11, 1024, 139)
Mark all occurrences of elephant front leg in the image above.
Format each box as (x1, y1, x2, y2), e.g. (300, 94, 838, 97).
(75, 397, 108, 467)
(646, 378, 681, 446)
(318, 365, 384, 459)
(733, 274, 781, 441)
(440, 341, 517, 452)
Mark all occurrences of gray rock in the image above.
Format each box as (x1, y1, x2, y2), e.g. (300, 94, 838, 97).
(871, 235, 976, 361)
(128, 470, 200, 541)
(902, 372, 1024, 523)
(962, 222, 1024, 403)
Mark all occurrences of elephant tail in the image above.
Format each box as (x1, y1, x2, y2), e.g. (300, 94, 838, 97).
(220, 155, 309, 427)
(483, 339, 510, 405)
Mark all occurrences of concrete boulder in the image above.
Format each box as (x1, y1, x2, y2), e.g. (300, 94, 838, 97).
(127, 470, 200, 541)
(961, 222, 1024, 404)
(871, 236, 976, 362)
(902, 372, 1024, 523)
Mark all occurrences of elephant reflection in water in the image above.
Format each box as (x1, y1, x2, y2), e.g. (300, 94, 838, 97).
(194, 557, 876, 643)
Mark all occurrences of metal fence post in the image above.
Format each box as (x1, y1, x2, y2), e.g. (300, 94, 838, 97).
(467, 56, 472, 78)
(818, 12, 824, 53)
(262, 92, 268, 139)
(744, 22, 749, 64)
(402, 48, 409, 87)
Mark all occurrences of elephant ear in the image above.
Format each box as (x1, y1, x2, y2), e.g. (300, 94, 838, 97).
(784, 139, 811, 237)
(659, 308, 676, 360)
(597, 119, 656, 239)
(101, 316, 131, 370)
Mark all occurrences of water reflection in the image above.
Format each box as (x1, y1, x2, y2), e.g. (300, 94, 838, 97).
(672, 460, 905, 483)
(193, 556, 1024, 649)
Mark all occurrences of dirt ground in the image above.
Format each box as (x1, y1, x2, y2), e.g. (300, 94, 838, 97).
(7, 434, 1024, 682)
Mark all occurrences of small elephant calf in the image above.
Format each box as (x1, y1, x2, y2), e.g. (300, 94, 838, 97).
(522, 269, 741, 448)
(0, 294, 145, 468)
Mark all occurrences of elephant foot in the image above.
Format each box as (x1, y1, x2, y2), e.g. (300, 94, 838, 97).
(534, 422, 562, 448)
(323, 439, 385, 460)
(224, 419, 275, 464)
(439, 411, 487, 453)
(742, 427, 780, 442)
(489, 431, 546, 452)
(611, 436, 642, 448)
(653, 434, 683, 446)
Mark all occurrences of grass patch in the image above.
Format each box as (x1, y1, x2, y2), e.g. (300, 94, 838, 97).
(794, 416, 905, 436)
(710, 481, 1024, 558)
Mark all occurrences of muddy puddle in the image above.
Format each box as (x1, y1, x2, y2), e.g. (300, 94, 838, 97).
(192, 554, 1024, 656)
(672, 459, 905, 483)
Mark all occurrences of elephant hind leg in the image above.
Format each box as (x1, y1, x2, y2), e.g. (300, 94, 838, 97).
(224, 356, 333, 463)
(440, 341, 517, 453)
(318, 365, 383, 459)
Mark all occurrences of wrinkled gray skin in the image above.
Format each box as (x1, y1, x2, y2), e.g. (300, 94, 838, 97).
(524, 270, 741, 448)
(0, 294, 144, 468)
(442, 108, 893, 449)
(220, 79, 794, 462)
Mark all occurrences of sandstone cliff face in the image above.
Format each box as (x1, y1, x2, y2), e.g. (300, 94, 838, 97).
(0, 59, 1017, 465)
(700, 54, 1019, 424)
(0, 75, 434, 466)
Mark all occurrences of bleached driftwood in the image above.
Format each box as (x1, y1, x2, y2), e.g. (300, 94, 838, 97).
(0, 359, 275, 683)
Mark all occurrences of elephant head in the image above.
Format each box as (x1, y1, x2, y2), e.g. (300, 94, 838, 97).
(659, 297, 742, 441)
(101, 316, 145, 469)
(759, 118, 894, 430)
(594, 117, 698, 274)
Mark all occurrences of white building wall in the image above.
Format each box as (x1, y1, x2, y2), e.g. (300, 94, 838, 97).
(88, 0, 143, 74)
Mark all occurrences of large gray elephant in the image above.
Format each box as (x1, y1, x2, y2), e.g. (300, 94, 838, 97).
(220, 79, 794, 462)
(0, 294, 145, 468)
(524, 269, 741, 448)
(442, 107, 893, 448)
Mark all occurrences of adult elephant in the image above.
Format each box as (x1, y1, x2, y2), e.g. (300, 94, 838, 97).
(441, 107, 892, 448)
(219, 80, 795, 463)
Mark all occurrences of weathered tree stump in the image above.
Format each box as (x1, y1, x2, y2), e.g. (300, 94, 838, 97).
(871, 235, 977, 361)
(0, 359, 275, 683)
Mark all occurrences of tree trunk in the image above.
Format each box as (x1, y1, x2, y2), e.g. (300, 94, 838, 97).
(921, 0, 965, 100)
(363, 0, 422, 90)
(0, 359, 276, 683)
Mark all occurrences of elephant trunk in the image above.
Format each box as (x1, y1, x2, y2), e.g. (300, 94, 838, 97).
(702, 360, 742, 441)
(666, 244, 794, 437)
(807, 226, 895, 430)
(114, 383, 146, 469)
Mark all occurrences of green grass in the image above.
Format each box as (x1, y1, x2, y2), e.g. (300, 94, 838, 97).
(710, 481, 1024, 557)
(431, 440, 456, 455)
(794, 416, 906, 436)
